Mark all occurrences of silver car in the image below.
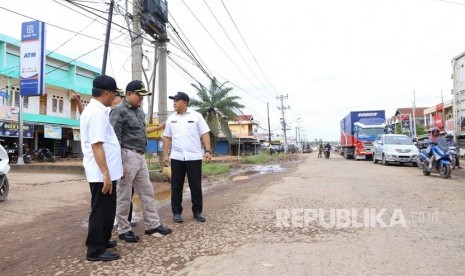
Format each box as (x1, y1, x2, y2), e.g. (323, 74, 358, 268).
(373, 134, 419, 166)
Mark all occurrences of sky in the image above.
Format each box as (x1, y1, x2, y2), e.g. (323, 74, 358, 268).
(1, 0, 465, 142)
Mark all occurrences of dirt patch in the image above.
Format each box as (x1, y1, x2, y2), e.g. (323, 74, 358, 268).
(0, 156, 303, 275)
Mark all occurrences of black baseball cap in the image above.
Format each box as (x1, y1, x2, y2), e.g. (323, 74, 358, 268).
(169, 92, 190, 102)
(93, 75, 119, 92)
(126, 80, 152, 96)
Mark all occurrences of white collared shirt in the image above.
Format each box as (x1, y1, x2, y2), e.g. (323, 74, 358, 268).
(80, 98, 122, 182)
(163, 108, 210, 161)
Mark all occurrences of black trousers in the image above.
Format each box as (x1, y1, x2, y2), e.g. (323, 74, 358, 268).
(171, 159, 203, 215)
(86, 181, 116, 258)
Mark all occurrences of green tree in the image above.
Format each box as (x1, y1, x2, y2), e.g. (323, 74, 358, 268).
(189, 77, 245, 153)
(415, 123, 427, 136)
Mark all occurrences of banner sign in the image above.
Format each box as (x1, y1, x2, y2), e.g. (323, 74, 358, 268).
(0, 121, 34, 138)
(44, 125, 62, 139)
(445, 119, 454, 132)
(0, 91, 9, 99)
(401, 114, 410, 133)
(433, 114, 443, 129)
(20, 20, 46, 97)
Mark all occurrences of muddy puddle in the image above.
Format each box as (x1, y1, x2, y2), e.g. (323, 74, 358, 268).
(82, 164, 286, 227)
(230, 164, 285, 181)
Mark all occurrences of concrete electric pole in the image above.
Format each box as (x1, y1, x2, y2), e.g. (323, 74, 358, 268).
(132, 2, 143, 83)
(158, 41, 168, 125)
(277, 94, 290, 153)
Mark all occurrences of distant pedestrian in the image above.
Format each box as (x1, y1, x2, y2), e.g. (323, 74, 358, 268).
(318, 141, 323, 158)
(80, 75, 122, 262)
(163, 91, 212, 223)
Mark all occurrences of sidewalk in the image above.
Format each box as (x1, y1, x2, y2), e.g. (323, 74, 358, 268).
(8, 155, 242, 175)
(9, 158, 84, 174)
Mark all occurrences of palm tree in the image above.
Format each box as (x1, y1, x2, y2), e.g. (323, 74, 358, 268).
(189, 77, 244, 153)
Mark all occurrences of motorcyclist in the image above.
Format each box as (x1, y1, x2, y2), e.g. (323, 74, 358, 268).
(426, 127, 440, 169)
(446, 133, 461, 169)
(324, 143, 332, 158)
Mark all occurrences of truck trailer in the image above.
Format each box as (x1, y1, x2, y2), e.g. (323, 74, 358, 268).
(340, 110, 386, 160)
(451, 52, 465, 155)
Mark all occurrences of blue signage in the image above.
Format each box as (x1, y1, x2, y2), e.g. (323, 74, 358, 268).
(0, 122, 34, 138)
(20, 20, 46, 97)
(0, 91, 8, 99)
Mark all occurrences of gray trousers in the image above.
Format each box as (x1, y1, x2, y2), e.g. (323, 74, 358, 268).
(116, 149, 161, 234)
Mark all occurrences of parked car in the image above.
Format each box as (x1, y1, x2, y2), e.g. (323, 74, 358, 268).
(287, 144, 296, 153)
(270, 144, 284, 154)
(302, 144, 312, 153)
(373, 134, 419, 166)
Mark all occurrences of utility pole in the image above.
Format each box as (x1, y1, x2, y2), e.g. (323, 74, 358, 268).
(277, 94, 290, 153)
(157, 40, 167, 165)
(158, 41, 168, 125)
(101, 0, 114, 75)
(441, 89, 445, 131)
(412, 90, 417, 138)
(267, 102, 272, 155)
(148, 41, 158, 124)
(132, 1, 143, 83)
(295, 125, 298, 149)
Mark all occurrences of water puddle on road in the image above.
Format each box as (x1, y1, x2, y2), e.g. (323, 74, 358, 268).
(231, 164, 285, 181)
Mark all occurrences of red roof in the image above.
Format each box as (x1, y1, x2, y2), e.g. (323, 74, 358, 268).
(235, 115, 253, 121)
(395, 107, 428, 117)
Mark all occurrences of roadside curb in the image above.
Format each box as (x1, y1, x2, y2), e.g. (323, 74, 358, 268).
(9, 164, 85, 175)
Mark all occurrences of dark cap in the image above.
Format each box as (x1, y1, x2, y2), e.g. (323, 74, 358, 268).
(116, 88, 125, 97)
(93, 75, 118, 92)
(126, 80, 152, 96)
(169, 91, 190, 102)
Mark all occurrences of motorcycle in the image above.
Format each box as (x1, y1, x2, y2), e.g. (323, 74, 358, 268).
(0, 143, 11, 202)
(5, 146, 32, 164)
(449, 146, 458, 170)
(36, 148, 56, 163)
(324, 148, 331, 159)
(416, 137, 452, 179)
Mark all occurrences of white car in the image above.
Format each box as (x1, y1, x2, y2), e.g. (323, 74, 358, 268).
(373, 134, 419, 166)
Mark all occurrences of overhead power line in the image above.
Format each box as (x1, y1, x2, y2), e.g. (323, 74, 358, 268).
(220, 0, 280, 96)
(179, 0, 267, 100)
(201, 0, 271, 99)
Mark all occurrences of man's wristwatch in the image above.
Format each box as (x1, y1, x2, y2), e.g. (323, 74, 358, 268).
(205, 150, 212, 154)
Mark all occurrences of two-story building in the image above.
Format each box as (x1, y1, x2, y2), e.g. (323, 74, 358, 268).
(387, 107, 428, 136)
(422, 99, 454, 133)
(0, 33, 98, 158)
(214, 115, 260, 156)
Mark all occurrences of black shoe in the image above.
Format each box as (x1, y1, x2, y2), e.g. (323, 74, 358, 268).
(106, 240, 117, 248)
(193, 213, 206, 222)
(118, 230, 140, 243)
(173, 214, 184, 223)
(145, 225, 173, 235)
(86, 251, 120, 262)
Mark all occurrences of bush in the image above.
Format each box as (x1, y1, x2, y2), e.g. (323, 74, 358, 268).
(241, 152, 284, 164)
(202, 163, 230, 175)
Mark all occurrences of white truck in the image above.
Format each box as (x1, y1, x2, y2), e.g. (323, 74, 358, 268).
(451, 52, 465, 155)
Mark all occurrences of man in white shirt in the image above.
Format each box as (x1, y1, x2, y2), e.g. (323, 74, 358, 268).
(163, 92, 212, 223)
(80, 75, 122, 262)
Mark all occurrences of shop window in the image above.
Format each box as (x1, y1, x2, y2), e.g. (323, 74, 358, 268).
(52, 95, 64, 113)
(13, 89, 29, 108)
